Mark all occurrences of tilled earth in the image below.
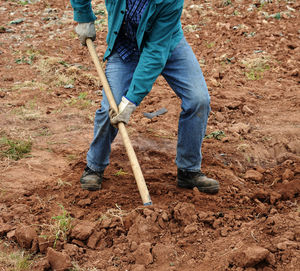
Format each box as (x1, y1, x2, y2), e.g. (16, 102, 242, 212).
(0, 0, 299, 270)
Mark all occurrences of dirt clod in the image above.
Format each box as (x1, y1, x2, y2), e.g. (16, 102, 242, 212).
(245, 169, 264, 182)
(70, 220, 96, 241)
(231, 246, 270, 267)
(46, 247, 72, 271)
(133, 242, 153, 265)
(15, 225, 37, 250)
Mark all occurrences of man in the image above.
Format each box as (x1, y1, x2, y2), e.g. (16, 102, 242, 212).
(70, 0, 219, 194)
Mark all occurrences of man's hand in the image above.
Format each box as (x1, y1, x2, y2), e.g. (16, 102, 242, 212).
(75, 22, 96, 46)
(109, 96, 137, 127)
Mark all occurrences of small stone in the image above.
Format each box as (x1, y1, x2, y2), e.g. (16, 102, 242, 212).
(242, 105, 254, 115)
(255, 202, 268, 215)
(143, 208, 154, 217)
(210, 78, 219, 87)
(226, 101, 242, 110)
(215, 111, 225, 122)
(7, 230, 16, 241)
(245, 170, 264, 182)
(77, 198, 92, 207)
(184, 224, 198, 234)
(276, 240, 298, 251)
(87, 231, 101, 249)
(255, 166, 265, 174)
(133, 242, 153, 265)
(63, 84, 74, 89)
(229, 123, 251, 134)
(231, 246, 269, 267)
(130, 241, 138, 252)
(220, 227, 229, 237)
(282, 169, 294, 180)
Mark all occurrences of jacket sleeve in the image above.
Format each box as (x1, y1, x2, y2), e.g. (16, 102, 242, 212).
(125, 2, 183, 105)
(70, 0, 97, 23)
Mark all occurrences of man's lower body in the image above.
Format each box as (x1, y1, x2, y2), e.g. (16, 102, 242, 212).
(81, 37, 219, 194)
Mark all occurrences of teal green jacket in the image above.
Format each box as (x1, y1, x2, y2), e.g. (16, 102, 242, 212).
(70, 0, 184, 105)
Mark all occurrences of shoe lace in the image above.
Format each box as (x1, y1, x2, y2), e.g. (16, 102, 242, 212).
(85, 166, 103, 177)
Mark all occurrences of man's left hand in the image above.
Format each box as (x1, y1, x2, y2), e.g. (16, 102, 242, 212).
(109, 96, 136, 127)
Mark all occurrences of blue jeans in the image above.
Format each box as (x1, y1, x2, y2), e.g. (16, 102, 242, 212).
(87, 37, 210, 172)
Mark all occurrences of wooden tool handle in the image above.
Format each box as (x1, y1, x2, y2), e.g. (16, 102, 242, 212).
(86, 39, 152, 206)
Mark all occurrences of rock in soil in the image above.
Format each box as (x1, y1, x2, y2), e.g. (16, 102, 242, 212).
(46, 247, 72, 271)
(230, 246, 270, 267)
(70, 220, 96, 241)
(15, 225, 37, 250)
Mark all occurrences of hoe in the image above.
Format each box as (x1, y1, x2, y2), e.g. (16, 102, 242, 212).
(86, 38, 152, 206)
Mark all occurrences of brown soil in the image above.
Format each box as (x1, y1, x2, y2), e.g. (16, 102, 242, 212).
(0, 0, 299, 270)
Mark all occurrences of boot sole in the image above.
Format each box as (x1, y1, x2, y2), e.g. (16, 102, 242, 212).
(81, 183, 101, 191)
(177, 180, 219, 194)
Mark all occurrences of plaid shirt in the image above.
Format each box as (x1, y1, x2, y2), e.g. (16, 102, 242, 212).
(114, 0, 149, 61)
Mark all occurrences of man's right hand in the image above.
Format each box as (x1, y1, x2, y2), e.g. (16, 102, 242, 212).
(75, 22, 96, 46)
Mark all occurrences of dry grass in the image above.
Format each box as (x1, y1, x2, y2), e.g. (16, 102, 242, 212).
(35, 56, 100, 90)
(0, 242, 33, 271)
(241, 55, 271, 80)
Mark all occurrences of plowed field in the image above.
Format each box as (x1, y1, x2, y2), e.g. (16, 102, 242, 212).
(0, 0, 299, 270)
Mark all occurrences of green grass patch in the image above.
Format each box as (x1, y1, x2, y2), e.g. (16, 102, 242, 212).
(51, 205, 72, 247)
(205, 130, 226, 140)
(15, 55, 35, 65)
(114, 168, 128, 177)
(0, 136, 32, 160)
(241, 56, 271, 80)
(64, 92, 94, 109)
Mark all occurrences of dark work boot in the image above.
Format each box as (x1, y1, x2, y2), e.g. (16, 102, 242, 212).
(177, 169, 219, 194)
(80, 166, 103, 191)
